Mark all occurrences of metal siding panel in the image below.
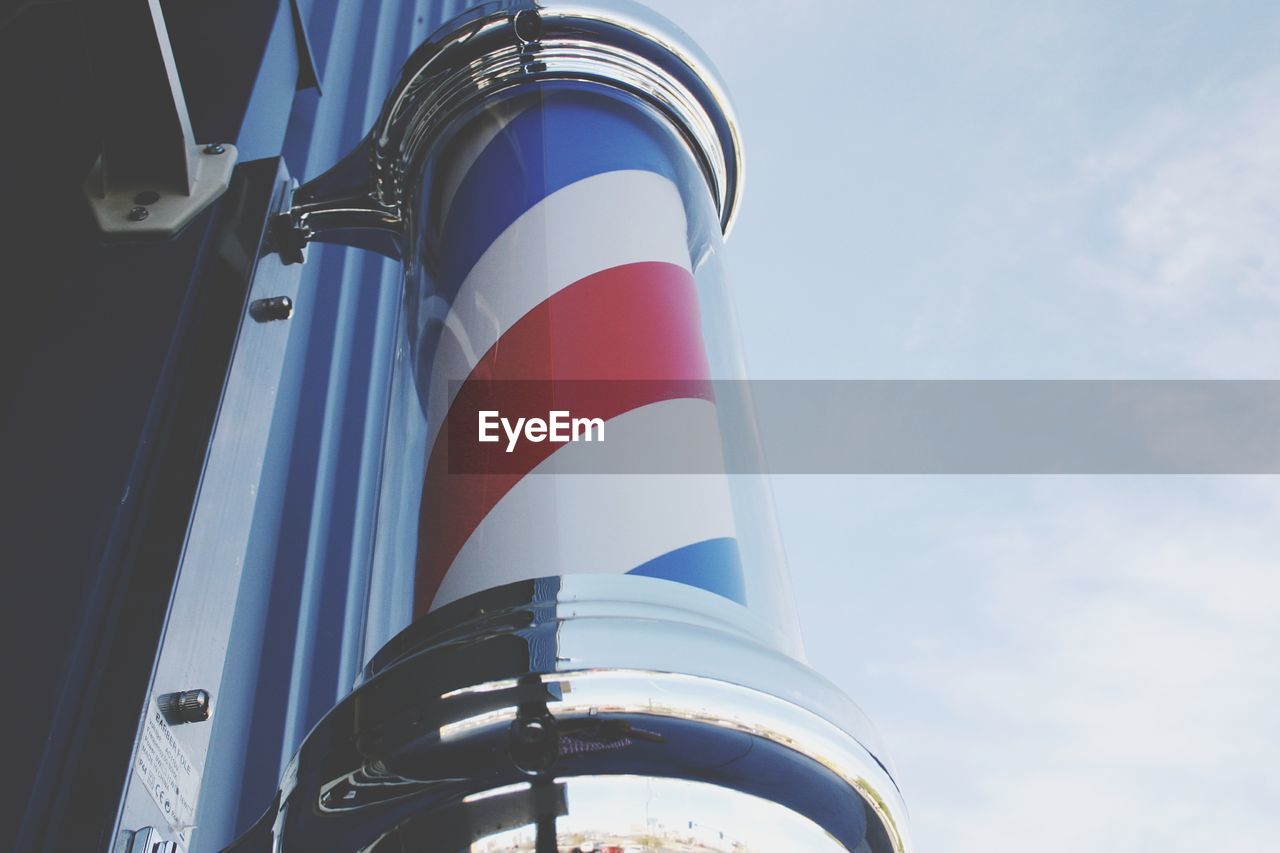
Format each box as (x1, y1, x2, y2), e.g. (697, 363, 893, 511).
(276, 0, 398, 769)
(116, 160, 302, 849)
(2, 2, 456, 849)
(203, 0, 372, 828)
(0, 5, 291, 845)
(185, 3, 452, 849)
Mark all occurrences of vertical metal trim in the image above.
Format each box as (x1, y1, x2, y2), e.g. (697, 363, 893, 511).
(277, 0, 421, 767)
(272, 0, 373, 773)
(338, 260, 401, 683)
(112, 159, 301, 849)
(333, 0, 419, 693)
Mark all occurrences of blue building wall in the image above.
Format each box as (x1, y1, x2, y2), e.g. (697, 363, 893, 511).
(0, 2, 505, 847)
(192, 2, 475, 847)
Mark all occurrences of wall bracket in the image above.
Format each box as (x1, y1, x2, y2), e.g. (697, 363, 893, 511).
(81, 0, 238, 237)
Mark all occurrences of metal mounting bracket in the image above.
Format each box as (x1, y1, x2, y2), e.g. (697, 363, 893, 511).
(85, 143, 238, 236)
(81, 0, 237, 237)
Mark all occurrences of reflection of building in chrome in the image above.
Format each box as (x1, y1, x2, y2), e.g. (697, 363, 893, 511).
(468, 776, 855, 852)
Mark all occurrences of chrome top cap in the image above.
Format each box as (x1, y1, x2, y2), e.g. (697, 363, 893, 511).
(375, 0, 745, 235)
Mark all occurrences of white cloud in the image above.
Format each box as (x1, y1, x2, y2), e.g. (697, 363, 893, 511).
(1082, 71, 1280, 310)
(844, 478, 1280, 853)
(652, 8, 1280, 851)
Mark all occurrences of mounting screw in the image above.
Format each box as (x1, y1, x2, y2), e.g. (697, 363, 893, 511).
(157, 689, 211, 724)
(513, 9, 541, 42)
(127, 206, 149, 221)
(515, 718, 548, 743)
(203, 143, 226, 155)
(250, 295, 294, 322)
(509, 713, 559, 774)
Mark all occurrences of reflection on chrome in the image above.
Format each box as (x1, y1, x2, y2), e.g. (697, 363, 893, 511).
(471, 776, 850, 852)
(541, 670, 902, 848)
(442, 678, 523, 699)
(540, 671, 901, 845)
(227, 577, 908, 852)
(465, 781, 534, 804)
(319, 766, 446, 814)
(439, 706, 519, 741)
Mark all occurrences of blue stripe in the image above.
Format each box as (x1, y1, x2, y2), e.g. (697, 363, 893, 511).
(435, 85, 683, 296)
(627, 537, 745, 605)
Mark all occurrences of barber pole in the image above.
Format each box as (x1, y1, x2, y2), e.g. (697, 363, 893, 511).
(234, 2, 911, 850)
(415, 87, 744, 613)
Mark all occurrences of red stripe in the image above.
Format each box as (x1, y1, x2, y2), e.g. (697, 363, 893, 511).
(414, 261, 712, 616)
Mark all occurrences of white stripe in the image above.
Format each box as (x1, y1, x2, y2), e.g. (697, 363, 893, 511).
(422, 170, 691, 455)
(430, 398, 734, 610)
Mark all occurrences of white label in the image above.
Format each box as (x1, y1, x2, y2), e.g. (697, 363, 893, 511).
(134, 706, 199, 843)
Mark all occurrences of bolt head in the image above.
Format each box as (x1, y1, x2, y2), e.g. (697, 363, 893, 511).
(203, 143, 226, 155)
(516, 719, 547, 743)
(513, 9, 541, 42)
(127, 206, 150, 221)
(509, 714, 559, 774)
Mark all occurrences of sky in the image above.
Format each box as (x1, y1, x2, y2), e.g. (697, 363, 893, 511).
(642, 2, 1280, 850)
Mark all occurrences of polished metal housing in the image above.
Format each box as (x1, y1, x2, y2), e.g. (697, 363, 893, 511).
(229, 576, 908, 851)
(274, 0, 745, 261)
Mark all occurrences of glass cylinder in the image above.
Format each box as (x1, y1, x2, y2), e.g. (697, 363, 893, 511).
(363, 81, 802, 662)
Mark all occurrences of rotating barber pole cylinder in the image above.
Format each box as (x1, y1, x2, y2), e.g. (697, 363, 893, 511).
(249, 2, 910, 850)
(404, 87, 748, 618)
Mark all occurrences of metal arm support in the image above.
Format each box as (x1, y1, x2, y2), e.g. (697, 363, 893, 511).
(81, 0, 237, 237)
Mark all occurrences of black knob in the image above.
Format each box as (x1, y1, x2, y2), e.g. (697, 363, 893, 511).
(249, 295, 294, 322)
(157, 689, 211, 724)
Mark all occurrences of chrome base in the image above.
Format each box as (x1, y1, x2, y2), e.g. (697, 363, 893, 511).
(228, 576, 908, 851)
